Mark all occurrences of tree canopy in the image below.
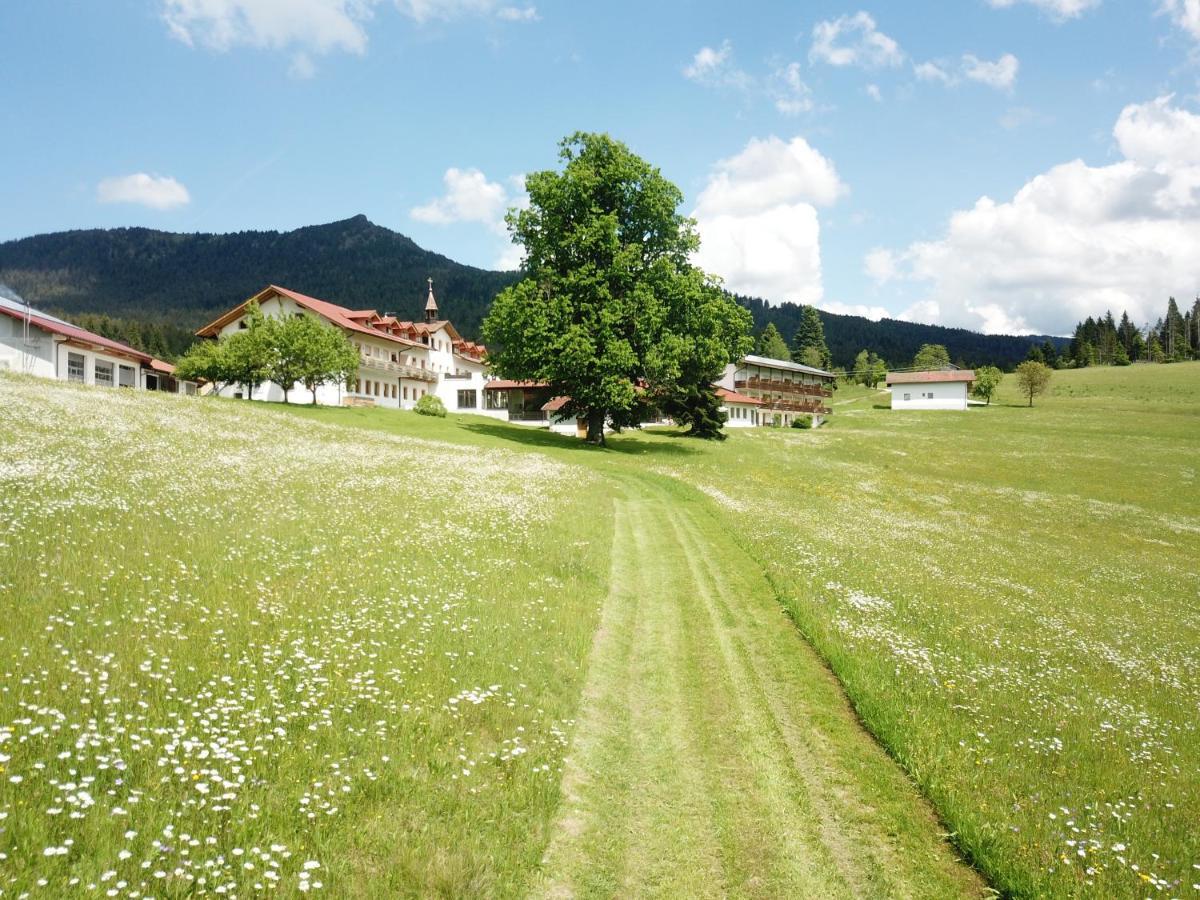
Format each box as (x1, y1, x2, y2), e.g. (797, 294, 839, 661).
(1015, 360, 1052, 407)
(792, 306, 831, 370)
(912, 343, 951, 370)
(482, 132, 752, 444)
(757, 323, 791, 361)
(971, 365, 1003, 406)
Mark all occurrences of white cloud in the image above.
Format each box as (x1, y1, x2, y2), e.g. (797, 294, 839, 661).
(817, 300, 891, 320)
(683, 40, 752, 90)
(96, 173, 191, 210)
(986, 0, 1101, 21)
(770, 62, 814, 115)
(692, 136, 845, 305)
(914, 53, 1019, 91)
(874, 96, 1200, 335)
(962, 53, 1019, 90)
(162, 0, 374, 54)
(914, 60, 953, 84)
(865, 83, 882, 102)
(162, 0, 536, 70)
(1162, 0, 1200, 38)
(410, 167, 513, 233)
(394, 0, 538, 22)
(864, 247, 898, 283)
(810, 11, 904, 69)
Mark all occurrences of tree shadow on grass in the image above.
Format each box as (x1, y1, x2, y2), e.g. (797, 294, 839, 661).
(459, 421, 700, 457)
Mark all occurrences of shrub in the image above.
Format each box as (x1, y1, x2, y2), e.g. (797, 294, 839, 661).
(414, 394, 447, 417)
(791, 415, 813, 429)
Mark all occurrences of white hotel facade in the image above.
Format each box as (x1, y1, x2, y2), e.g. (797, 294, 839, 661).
(197, 283, 491, 412)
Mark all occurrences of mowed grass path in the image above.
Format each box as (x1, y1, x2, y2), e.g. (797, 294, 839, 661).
(534, 478, 982, 899)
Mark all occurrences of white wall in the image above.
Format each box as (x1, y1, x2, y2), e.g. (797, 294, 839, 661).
(722, 403, 759, 427)
(0, 319, 56, 378)
(890, 381, 969, 410)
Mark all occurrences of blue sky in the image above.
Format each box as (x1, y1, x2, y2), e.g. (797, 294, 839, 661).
(4, 0, 1200, 335)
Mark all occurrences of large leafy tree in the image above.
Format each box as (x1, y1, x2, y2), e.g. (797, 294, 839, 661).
(267, 313, 359, 404)
(483, 132, 751, 444)
(912, 343, 951, 370)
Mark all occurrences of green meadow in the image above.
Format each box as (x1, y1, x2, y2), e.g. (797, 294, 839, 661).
(1, 362, 1197, 897)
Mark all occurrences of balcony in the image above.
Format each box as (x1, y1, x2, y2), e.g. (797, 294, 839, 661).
(735, 377, 832, 398)
(358, 355, 438, 382)
(758, 399, 831, 415)
(508, 410, 548, 422)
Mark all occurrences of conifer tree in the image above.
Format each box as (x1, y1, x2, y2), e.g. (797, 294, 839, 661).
(757, 323, 791, 361)
(791, 306, 831, 370)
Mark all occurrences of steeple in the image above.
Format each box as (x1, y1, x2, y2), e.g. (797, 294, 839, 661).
(424, 276, 439, 324)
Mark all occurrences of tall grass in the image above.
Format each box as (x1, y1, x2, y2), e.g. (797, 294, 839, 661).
(0, 374, 610, 897)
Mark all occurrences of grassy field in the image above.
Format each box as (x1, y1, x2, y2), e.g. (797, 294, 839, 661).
(2, 362, 1197, 897)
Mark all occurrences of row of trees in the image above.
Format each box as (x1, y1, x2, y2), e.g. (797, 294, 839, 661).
(753, 307, 833, 369)
(174, 304, 359, 403)
(1067, 299, 1200, 367)
(54, 312, 196, 361)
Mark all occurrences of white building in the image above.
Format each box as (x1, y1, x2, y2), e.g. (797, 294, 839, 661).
(0, 295, 192, 393)
(715, 354, 836, 427)
(715, 386, 763, 427)
(196, 283, 490, 412)
(885, 370, 975, 410)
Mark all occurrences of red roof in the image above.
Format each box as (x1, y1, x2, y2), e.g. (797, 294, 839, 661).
(196, 285, 483, 352)
(149, 358, 176, 374)
(541, 396, 570, 413)
(886, 370, 975, 385)
(0, 303, 151, 363)
(715, 385, 763, 406)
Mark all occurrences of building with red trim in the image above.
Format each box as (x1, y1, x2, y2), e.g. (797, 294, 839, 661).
(0, 294, 193, 393)
(885, 369, 975, 410)
(195, 282, 489, 410)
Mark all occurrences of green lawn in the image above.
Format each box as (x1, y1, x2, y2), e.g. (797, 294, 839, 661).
(2, 362, 1197, 898)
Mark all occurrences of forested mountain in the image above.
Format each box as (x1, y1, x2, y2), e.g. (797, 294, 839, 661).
(1, 216, 1060, 368)
(0, 215, 519, 344)
(736, 295, 1067, 371)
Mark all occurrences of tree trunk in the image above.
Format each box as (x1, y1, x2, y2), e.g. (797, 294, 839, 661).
(311, 385, 318, 405)
(586, 409, 606, 445)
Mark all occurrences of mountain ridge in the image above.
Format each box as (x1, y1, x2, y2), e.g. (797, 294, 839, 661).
(0, 216, 1059, 368)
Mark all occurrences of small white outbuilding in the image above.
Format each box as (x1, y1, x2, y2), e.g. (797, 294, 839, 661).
(886, 370, 975, 410)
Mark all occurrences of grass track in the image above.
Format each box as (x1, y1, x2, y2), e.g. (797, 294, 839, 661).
(534, 476, 984, 899)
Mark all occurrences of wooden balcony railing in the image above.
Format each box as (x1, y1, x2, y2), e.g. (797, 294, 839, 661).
(735, 377, 832, 398)
(758, 399, 831, 415)
(358, 355, 438, 382)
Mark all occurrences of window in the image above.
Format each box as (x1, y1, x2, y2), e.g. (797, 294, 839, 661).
(67, 352, 85, 383)
(184, 382, 197, 396)
(403, 386, 408, 400)
(95, 360, 114, 387)
(903, 393, 911, 401)
(485, 390, 508, 410)
(457, 389, 477, 409)
(118, 365, 136, 388)
(238, 321, 248, 330)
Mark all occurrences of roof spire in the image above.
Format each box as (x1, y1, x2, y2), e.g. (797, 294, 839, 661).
(424, 276, 439, 324)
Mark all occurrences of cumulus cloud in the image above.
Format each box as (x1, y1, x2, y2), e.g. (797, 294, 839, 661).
(410, 167, 516, 233)
(683, 40, 752, 90)
(692, 136, 845, 305)
(914, 53, 1019, 90)
(818, 300, 891, 320)
(809, 11, 904, 69)
(162, 0, 537, 71)
(96, 173, 191, 210)
(985, 0, 1101, 21)
(962, 53, 1019, 90)
(871, 96, 1200, 334)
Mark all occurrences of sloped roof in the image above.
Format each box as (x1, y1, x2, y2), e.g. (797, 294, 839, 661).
(742, 354, 835, 379)
(0, 296, 152, 363)
(715, 386, 764, 406)
(196, 285, 425, 348)
(886, 370, 975, 385)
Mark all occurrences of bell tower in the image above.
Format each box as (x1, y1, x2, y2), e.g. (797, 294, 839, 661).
(424, 277, 439, 324)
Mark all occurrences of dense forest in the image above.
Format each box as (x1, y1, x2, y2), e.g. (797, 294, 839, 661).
(0, 215, 518, 358)
(2, 216, 1062, 367)
(1065, 299, 1200, 367)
